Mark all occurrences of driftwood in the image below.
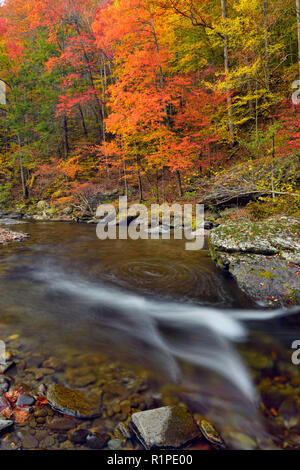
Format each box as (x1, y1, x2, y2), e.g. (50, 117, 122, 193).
(198, 157, 300, 208)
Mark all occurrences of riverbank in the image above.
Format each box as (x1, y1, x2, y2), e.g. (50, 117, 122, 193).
(208, 217, 300, 308)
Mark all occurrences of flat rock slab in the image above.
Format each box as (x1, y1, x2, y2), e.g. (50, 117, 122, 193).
(209, 217, 300, 257)
(209, 217, 300, 307)
(47, 384, 102, 419)
(130, 406, 200, 449)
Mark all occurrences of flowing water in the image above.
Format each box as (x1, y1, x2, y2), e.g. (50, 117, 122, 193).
(0, 221, 300, 449)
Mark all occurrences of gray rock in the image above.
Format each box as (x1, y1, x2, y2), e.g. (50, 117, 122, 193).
(36, 200, 49, 211)
(17, 430, 39, 449)
(107, 438, 122, 450)
(209, 217, 300, 256)
(0, 375, 10, 394)
(130, 406, 200, 449)
(209, 217, 300, 307)
(0, 360, 15, 374)
(16, 394, 35, 407)
(0, 418, 13, 433)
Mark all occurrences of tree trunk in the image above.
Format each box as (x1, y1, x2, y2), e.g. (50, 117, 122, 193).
(63, 114, 69, 157)
(78, 105, 88, 136)
(17, 134, 28, 199)
(221, 0, 234, 140)
(176, 170, 183, 198)
(263, 1, 270, 89)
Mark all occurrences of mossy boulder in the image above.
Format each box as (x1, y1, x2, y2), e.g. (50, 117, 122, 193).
(209, 217, 300, 307)
(47, 384, 102, 419)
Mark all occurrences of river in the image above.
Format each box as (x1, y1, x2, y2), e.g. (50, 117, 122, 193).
(0, 221, 299, 450)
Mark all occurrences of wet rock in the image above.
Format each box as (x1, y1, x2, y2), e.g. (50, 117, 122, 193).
(39, 435, 55, 448)
(0, 376, 10, 394)
(59, 440, 74, 450)
(198, 419, 226, 449)
(26, 367, 53, 380)
(37, 384, 47, 395)
(209, 217, 300, 307)
(68, 429, 89, 444)
(16, 394, 35, 407)
(0, 360, 15, 374)
(47, 384, 102, 419)
(25, 355, 44, 369)
(0, 395, 12, 415)
(17, 430, 39, 449)
(42, 357, 62, 370)
(278, 397, 300, 429)
(1, 433, 21, 450)
(34, 407, 48, 418)
(36, 417, 46, 424)
(130, 406, 200, 449)
(107, 438, 122, 450)
(117, 422, 132, 440)
(47, 416, 77, 432)
(86, 432, 108, 449)
(226, 431, 257, 450)
(73, 374, 96, 388)
(0, 418, 13, 433)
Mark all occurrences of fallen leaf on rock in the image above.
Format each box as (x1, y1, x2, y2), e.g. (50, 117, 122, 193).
(14, 408, 30, 424)
(35, 396, 48, 407)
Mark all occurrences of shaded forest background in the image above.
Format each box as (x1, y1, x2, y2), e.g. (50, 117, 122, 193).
(0, 0, 299, 219)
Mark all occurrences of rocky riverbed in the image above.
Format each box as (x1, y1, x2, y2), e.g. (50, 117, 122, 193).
(208, 217, 300, 307)
(0, 229, 29, 245)
(0, 327, 224, 451)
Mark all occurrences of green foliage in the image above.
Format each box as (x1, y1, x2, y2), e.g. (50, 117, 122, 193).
(0, 183, 12, 207)
(247, 196, 300, 221)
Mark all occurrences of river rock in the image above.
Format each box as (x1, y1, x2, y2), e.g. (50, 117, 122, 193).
(0, 360, 15, 374)
(17, 430, 39, 449)
(86, 432, 108, 449)
(0, 376, 10, 394)
(130, 406, 200, 449)
(47, 416, 77, 432)
(68, 428, 89, 444)
(47, 384, 102, 419)
(16, 394, 35, 407)
(0, 418, 13, 433)
(209, 217, 300, 307)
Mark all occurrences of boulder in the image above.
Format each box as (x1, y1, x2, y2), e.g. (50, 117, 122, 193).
(36, 201, 49, 212)
(209, 217, 300, 307)
(47, 384, 102, 419)
(130, 406, 200, 449)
